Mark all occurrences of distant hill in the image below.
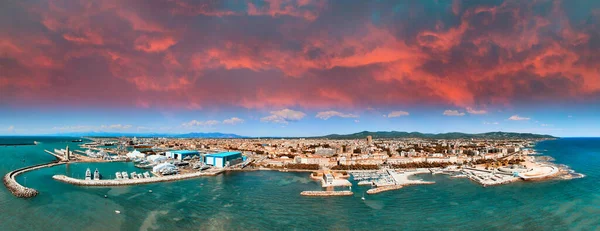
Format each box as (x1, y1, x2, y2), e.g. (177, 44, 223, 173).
(317, 131, 555, 139)
(53, 132, 245, 138)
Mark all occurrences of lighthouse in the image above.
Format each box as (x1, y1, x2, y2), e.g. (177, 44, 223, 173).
(65, 145, 70, 161)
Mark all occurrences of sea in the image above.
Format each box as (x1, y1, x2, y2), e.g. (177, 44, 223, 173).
(0, 137, 599, 231)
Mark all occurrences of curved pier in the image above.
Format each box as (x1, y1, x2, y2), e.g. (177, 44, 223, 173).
(52, 169, 225, 186)
(3, 162, 64, 198)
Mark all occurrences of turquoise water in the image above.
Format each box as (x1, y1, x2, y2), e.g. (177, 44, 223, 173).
(1, 137, 599, 230)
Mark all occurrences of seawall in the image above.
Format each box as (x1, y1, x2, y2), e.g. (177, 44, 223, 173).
(3, 162, 64, 198)
(300, 191, 354, 196)
(52, 169, 225, 186)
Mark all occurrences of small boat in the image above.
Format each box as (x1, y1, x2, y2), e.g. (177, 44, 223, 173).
(115, 172, 122, 180)
(93, 168, 100, 180)
(361, 193, 365, 201)
(121, 171, 129, 179)
(130, 172, 138, 179)
(143, 172, 151, 178)
(115, 210, 121, 214)
(85, 168, 92, 180)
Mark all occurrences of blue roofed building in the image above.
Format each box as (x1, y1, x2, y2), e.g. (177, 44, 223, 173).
(205, 151, 243, 168)
(166, 150, 200, 161)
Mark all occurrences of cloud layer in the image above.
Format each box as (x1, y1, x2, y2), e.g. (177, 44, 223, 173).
(316, 111, 358, 120)
(261, 109, 306, 124)
(1, 0, 599, 111)
(443, 110, 466, 116)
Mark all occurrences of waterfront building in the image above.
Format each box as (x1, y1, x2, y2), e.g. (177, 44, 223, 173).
(205, 151, 243, 168)
(166, 150, 200, 161)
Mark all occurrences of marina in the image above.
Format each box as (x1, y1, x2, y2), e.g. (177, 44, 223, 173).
(53, 168, 225, 186)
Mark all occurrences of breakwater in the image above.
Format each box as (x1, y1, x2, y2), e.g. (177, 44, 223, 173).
(366, 185, 403, 194)
(52, 169, 225, 186)
(0, 143, 34, 146)
(300, 191, 354, 196)
(3, 162, 65, 198)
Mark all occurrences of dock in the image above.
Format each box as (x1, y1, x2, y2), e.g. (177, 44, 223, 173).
(366, 185, 403, 194)
(300, 191, 354, 197)
(44, 149, 67, 161)
(52, 169, 225, 186)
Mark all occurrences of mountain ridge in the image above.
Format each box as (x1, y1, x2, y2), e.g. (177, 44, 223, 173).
(48, 131, 554, 139)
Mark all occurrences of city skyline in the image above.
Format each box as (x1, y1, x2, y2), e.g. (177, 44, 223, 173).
(2, 0, 599, 137)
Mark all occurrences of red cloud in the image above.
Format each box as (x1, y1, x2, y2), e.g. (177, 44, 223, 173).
(1, 0, 599, 111)
(134, 35, 177, 53)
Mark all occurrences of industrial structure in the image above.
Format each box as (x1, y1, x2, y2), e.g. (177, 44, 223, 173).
(204, 151, 243, 168)
(166, 150, 200, 161)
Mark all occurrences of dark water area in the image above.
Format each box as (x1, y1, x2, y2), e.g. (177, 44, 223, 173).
(0, 137, 599, 230)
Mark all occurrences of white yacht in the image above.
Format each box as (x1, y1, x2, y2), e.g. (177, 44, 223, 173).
(93, 168, 100, 180)
(85, 168, 91, 180)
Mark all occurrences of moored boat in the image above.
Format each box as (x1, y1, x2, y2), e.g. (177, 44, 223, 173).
(93, 168, 100, 180)
(85, 168, 91, 180)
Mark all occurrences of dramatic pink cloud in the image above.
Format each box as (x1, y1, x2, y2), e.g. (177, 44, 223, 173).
(1, 0, 599, 111)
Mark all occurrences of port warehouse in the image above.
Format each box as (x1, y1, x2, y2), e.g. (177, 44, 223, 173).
(205, 151, 244, 168)
(166, 150, 200, 161)
(165, 150, 244, 168)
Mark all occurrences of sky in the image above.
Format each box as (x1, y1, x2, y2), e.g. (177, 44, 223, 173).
(1, 0, 599, 137)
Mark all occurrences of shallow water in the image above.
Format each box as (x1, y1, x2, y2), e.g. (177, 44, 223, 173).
(1, 137, 599, 230)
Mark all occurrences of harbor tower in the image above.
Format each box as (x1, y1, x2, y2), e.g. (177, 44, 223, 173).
(65, 146, 70, 161)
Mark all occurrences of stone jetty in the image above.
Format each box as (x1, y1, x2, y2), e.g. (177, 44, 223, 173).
(300, 191, 354, 196)
(52, 169, 225, 186)
(3, 162, 65, 198)
(366, 185, 403, 194)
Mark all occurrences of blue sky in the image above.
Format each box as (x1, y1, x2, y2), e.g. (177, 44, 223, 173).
(1, 106, 597, 137)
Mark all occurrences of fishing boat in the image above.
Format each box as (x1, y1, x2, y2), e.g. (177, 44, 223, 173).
(93, 168, 100, 180)
(85, 168, 92, 180)
(121, 171, 129, 179)
(115, 172, 122, 180)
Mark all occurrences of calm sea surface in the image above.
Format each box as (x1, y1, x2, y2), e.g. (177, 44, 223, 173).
(0, 137, 599, 231)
